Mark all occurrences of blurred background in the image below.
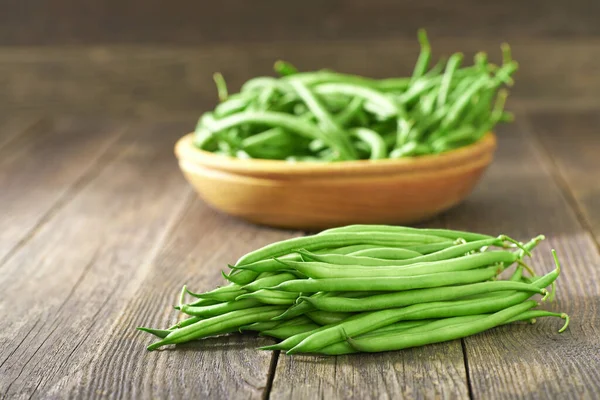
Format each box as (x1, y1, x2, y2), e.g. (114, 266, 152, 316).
(2, 0, 599, 121)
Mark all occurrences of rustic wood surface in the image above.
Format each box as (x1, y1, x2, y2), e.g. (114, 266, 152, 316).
(2, 0, 598, 45)
(0, 110, 598, 399)
(3, 40, 600, 118)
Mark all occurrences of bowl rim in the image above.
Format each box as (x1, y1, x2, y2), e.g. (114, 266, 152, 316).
(175, 132, 496, 178)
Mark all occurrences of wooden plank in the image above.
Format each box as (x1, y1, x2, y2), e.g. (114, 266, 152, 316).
(270, 343, 469, 399)
(0, 117, 125, 264)
(0, 117, 300, 398)
(524, 110, 600, 244)
(441, 123, 600, 398)
(0, 120, 194, 398)
(1, 0, 598, 45)
(0, 116, 40, 150)
(1, 39, 599, 117)
(54, 202, 301, 399)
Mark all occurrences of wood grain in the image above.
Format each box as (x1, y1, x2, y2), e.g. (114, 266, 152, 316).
(0, 120, 193, 399)
(271, 342, 469, 400)
(524, 111, 600, 245)
(2, 39, 600, 117)
(440, 123, 600, 398)
(0, 117, 125, 264)
(52, 201, 301, 399)
(1, 0, 598, 45)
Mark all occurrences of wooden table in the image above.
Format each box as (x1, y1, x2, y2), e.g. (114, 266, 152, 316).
(1, 111, 599, 399)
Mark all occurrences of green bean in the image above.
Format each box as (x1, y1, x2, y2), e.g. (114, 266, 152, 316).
(351, 128, 387, 159)
(348, 247, 422, 259)
(286, 250, 518, 278)
(235, 232, 451, 266)
(506, 310, 569, 331)
(241, 127, 289, 150)
(184, 297, 220, 308)
(510, 265, 524, 282)
(405, 241, 456, 254)
(168, 315, 204, 330)
(271, 292, 330, 320)
(239, 320, 283, 332)
(236, 289, 300, 305)
(285, 266, 558, 354)
(313, 83, 399, 118)
(300, 280, 546, 312)
(318, 244, 386, 255)
(180, 298, 261, 317)
(224, 269, 260, 286)
(272, 265, 502, 292)
(137, 327, 173, 339)
(241, 272, 297, 292)
(411, 29, 432, 82)
(346, 301, 538, 353)
(317, 308, 568, 355)
(213, 72, 229, 102)
(319, 225, 495, 242)
(299, 238, 506, 266)
(437, 53, 463, 107)
(336, 97, 364, 126)
(274, 60, 298, 76)
(307, 311, 353, 325)
(147, 306, 286, 350)
(440, 75, 490, 130)
(262, 323, 322, 340)
(202, 111, 355, 161)
(365, 237, 505, 263)
(298, 250, 420, 266)
(213, 95, 252, 118)
(186, 283, 243, 298)
(196, 289, 248, 302)
(289, 79, 357, 160)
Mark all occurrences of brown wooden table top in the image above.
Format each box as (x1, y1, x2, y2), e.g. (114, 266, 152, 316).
(0, 110, 599, 399)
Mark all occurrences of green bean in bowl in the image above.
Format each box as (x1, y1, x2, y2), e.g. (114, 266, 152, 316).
(194, 29, 516, 162)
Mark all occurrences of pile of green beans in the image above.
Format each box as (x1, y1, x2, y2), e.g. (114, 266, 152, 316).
(194, 30, 517, 161)
(139, 225, 569, 354)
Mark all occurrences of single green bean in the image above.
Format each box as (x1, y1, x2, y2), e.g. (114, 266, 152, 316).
(405, 241, 456, 254)
(237, 289, 301, 305)
(239, 320, 283, 332)
(348, 247, 423, 259)
(313, 83, 399, 118)
(319, 225, 495, 242)
(241, 272, 297, 292)
(147, 306, 286, 351)
(300, 280, 546, 312)
(351, 128, 387, 160)
(180, 298, 262, 317)
(272, 265, 502, 292)
(262, 323, 323, 340)
(411, 29, 432, 82)
(437, 53, 463, 107)
(307, 311, 353, 325)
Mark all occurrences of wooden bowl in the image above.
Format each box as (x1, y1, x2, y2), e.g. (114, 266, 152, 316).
(175, 133, 497, 230)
